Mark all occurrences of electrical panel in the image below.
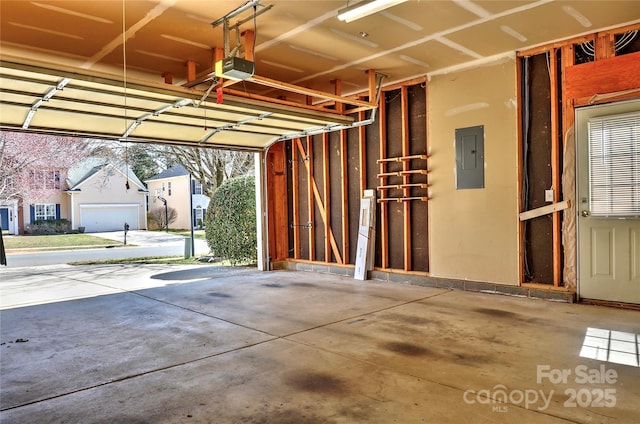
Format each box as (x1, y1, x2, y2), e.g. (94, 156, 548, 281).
(455, 125, 484, 189)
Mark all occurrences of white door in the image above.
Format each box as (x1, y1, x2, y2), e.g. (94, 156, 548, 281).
(576, 100, 640, 304)
(80, 205, 139, 232)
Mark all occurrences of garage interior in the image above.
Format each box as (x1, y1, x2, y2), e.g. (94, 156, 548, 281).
(2, 264, 639, 423)
(1, 0, 640, 422)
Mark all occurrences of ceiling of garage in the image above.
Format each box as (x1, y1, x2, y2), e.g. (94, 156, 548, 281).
(1, 0, 639, 149)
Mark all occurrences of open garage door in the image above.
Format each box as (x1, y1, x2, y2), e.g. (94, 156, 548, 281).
(0, 56, 365, 151)
(80, 205, 139, 233)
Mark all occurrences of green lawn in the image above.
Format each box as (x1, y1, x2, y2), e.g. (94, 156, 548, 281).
(3, 234, 121, 250)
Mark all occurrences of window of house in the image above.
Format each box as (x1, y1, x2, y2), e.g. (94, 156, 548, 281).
(2, 177, 15, 194)
(193, 181, 203, 195)
(168, 181, 172, 196)
(194, 208, 204, 226)
(29, 170, 61, 190)
(588, 111, 640, 217)
(34, 203, 56, 220)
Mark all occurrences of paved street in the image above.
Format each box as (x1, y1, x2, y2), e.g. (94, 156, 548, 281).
(2, 231, 210, 268)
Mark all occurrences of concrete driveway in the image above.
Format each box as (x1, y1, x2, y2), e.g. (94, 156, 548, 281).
(1, 265, 639, 423)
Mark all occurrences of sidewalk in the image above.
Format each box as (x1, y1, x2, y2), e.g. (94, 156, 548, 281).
(2, 230, 210, 258)
(91, 230, 209, 254)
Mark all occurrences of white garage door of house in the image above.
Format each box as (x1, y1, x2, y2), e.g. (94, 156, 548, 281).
(80, 205, 139, 233)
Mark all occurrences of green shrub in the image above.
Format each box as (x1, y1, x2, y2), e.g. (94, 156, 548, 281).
(25, 219, 72, 235)
(205, 175, 256, 265)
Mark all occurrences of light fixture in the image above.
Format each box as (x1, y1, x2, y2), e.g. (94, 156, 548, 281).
(337, 0, 407, 23)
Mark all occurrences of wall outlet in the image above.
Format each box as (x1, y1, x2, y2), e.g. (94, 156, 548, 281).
(545, 189, 554, 202)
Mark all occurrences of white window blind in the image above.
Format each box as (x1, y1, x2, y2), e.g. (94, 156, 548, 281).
(588, 111, 640, 217)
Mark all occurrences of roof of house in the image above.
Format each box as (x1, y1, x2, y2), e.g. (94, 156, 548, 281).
(67, 157, 146, 192)
(145, 164, 188, 181)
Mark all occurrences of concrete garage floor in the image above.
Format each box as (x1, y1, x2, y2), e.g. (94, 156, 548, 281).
(1, 265, 639, 423)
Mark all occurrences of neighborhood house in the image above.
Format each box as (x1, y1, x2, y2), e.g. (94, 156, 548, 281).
(0, 156, 147, 234)
(146, 164, 210, 230)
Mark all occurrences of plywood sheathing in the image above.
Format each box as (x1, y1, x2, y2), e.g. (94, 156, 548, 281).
(266, 142, 288, 262)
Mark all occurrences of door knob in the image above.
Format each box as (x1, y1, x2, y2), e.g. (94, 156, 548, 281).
(581, 210, 590, 217)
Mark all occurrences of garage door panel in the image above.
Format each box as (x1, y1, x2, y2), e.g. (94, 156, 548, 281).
(80, 206, 139, 232)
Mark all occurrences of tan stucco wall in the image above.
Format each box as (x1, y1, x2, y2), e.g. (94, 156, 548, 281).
(23, 192, 68, 226)
(70, 167, 147, 229)
(427, 58, 519, 285)
(147, 176, 192, 230)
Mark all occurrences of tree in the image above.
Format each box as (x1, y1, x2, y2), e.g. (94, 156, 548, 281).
(148, 206, 177, 230)
(128, 144, 162, 184)
(85, 140, 163, 186)
(0, 131, 90, 204)
(165, 146, 254, 198)
(205, 175, 256, 265)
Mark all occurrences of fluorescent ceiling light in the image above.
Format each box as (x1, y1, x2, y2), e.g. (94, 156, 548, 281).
(337, 0, 408, 23)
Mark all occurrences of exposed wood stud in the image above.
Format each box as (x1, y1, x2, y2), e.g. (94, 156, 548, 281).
(332, 79, 345, 114)
(322, 132, 331, 262)
(561, 45, 576, 135)
(401, 85, 411, 271)
(378, 183, 429, 190)
(358, 106, 367, 196)
(516, 57, 525, 285)
(249, 75, 375, 110)
(296, 137, 344, 264)
(377, 170, 428, 177)
(549, 48, 562, 287)
(368, 69, 376, 106)
(305, 137, 315, 261)
(594, 32, 615, 61)
(378, 197, 428, 203)
(162, 72, 173, 85)
(242, 30, 255, 61)
(186, 60, 197, 83)
(291, 139, 301, 259)
(378, 91, 389, 269)
(424, 79, 430, 272)
(518, 35, 594, 57)
(266, 142, 288, 262)
(377, 155, 428, 163)
(340, 128, 349, 263)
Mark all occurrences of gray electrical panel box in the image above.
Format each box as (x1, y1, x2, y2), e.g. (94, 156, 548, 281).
(455, 125, 484, 189)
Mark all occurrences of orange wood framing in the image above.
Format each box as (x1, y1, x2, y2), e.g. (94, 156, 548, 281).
(401, 86, 411, 271)
(277, 80, 430, 273)
(306, 136, 315, 261)
(549, 48, 562, 287)
(322, 132, 331, 262)
(378, 93, 389, 269)
(518, 24, 640, 288)
(564, 51, 640, 101)
(295, 138, 343, 264)
(340, 128, 349, 263)
(358, 106, 367, 196)
(291, 139, 301, 259)
(266, 142, 288, 262)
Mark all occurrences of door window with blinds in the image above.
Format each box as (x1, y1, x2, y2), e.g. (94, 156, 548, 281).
(588, 111, 640, 217)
